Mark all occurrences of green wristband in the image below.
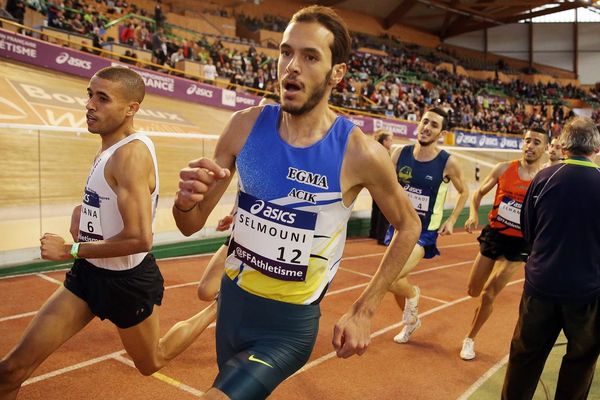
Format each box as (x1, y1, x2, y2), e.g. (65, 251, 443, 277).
(70, 242, 80, 259)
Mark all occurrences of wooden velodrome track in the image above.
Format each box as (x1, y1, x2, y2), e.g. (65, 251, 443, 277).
(2, 232, 533, 399)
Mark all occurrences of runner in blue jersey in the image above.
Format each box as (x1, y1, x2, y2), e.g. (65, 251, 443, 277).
(388, 108, 469, 344)
(195, 95, 281, 302)
(173, 6, 421, 400)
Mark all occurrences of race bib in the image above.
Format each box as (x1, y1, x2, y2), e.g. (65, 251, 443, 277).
(231, 191, 317, 281)
(78, 188, 103, 242)
(497, 196, 522, 229)
(404, 184, 431, 213)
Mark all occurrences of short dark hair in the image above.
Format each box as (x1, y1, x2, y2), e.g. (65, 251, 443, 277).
(528, 126, 547, 135)
(289, 6, 352, 66)
(426, 107, 449, 131)
(527, 126, 550, 143)
(94, 66, 145, 103)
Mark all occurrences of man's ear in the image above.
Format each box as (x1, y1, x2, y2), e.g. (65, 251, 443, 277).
(330, 63, 347, 85)
(127, 102, 140, 116)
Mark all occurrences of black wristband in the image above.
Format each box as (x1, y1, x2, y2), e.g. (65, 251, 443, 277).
(174, 202, 197, 213)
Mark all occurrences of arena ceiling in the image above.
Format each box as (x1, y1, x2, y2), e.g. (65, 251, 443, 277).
(304, 0, 600, 38)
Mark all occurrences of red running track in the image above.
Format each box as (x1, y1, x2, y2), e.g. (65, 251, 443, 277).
(0, 232, 524, 399)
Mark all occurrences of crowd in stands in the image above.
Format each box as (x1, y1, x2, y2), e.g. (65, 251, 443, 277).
(332, 50, 583, 135)
(3, 0, 26, 23)
(236, 13, 287, 33)
(234, 11, 596, 134)
(590, 84, 600, 104)
(46, 0, 107, 38)
(2, 0, 599, 135)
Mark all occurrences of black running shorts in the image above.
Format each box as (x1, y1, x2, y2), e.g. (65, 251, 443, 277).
(478, 225, 530, 262)
(64, 254, 164, 329)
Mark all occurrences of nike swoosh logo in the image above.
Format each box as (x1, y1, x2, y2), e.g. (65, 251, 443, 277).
(248, 354, 273, 368)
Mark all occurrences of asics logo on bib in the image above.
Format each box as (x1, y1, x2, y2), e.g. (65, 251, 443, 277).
(250, 200, 296, 224)
(404, 185, 423, 195)
(250, 200, 265, 214)
(504, 199, 522, 209)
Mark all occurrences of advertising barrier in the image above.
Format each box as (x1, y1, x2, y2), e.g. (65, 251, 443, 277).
(0, 29, 260, 111)
(453, 129, 523, 150)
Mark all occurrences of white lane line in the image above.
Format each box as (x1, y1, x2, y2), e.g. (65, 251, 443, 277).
(325, 283, 369, 297)
(421, 295, 449, 304)
(0, 263, 72, 280)
(113, 354, 204, 397)
(456, 354, 510, 400)
(165, 281, 200, 290)
(22, 350, 126, 386)
(0, 281, 203, 323)
(0, 311, 37, 322)
(35, 273, 62, 285)
(342, 252, 386, 261)
(339, 241, 477, 277)
(291, 294, 474, 377)
(338, 268, 373, 278)
(340, 259, 473, 280)
(293, 277, 524, 379)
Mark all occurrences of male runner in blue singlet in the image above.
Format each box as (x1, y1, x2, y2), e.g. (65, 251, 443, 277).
(388, 108, 469, 344)
(173, 6, 421, 400)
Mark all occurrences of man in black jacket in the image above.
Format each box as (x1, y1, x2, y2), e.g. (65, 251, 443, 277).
(502, 116, 600, 400)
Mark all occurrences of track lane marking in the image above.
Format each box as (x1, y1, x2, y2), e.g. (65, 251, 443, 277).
(292, 278, 524, 379)
(113, 354, 204, 397)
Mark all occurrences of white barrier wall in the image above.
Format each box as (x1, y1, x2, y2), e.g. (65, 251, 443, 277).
(445, 22, 600, 84)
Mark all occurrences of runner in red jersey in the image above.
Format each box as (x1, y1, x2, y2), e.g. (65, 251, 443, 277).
(460, 127, 548, 361)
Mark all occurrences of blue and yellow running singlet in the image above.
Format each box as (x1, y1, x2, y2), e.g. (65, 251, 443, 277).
(227, 105, 355, 304)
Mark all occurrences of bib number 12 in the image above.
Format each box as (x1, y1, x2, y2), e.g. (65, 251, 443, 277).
(277, 247, 302, 264)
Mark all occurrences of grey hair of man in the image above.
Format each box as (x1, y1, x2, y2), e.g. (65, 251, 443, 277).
(560, 116, 600, 156)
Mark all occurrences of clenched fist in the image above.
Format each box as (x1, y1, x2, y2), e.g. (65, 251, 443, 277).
(40, 233, 72, 261)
